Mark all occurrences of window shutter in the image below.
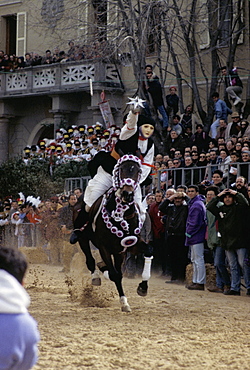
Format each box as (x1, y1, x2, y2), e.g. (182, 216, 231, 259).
(16, 11, 26, 57)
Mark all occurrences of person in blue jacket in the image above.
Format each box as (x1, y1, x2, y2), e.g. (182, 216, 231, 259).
(0, 246, 40, 370)
(210, 92, 232, 139)
(185, 185, 207, 290)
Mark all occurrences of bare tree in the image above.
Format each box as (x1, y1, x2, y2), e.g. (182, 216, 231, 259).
(30, 0, 247, 130)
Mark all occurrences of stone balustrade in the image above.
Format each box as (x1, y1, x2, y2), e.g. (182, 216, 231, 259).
(0, 60, 123, 97)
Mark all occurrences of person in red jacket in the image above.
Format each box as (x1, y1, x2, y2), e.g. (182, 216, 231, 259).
(148, 190, 165, 275)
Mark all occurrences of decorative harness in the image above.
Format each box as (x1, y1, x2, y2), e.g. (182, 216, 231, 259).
(101, 155, 143, 249)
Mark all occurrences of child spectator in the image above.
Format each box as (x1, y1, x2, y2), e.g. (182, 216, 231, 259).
(0, 246, 40, 368)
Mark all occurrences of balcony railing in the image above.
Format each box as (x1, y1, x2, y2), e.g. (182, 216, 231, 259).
(0, 60, 123, 98)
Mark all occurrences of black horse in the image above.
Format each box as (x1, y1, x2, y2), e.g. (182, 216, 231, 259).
(74, 155, 153, 312)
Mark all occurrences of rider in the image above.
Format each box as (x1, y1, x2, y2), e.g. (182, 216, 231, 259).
(83, 109, 155, 221)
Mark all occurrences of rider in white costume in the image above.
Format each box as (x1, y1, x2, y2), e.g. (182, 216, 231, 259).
(84, 109, 155, 222)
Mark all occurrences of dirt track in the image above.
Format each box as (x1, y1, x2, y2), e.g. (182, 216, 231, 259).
(26, 256, 250, 370)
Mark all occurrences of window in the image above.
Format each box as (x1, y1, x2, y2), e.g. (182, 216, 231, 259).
(145, 4, 161, 56)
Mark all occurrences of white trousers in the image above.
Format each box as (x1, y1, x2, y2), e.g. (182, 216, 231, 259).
(84, 166, 146, 222)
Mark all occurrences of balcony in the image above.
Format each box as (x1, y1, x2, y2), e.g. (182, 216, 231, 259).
(0, 60, 124, 98)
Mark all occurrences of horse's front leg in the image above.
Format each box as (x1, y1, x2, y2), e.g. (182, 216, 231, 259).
(137, 241, 153, 297)
(113, 254, 131, 312)
(101, 249, 131, 312)
(78, 236, 101, 286)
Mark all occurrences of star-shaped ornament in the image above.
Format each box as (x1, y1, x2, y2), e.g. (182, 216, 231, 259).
(127, 96, 146, 112)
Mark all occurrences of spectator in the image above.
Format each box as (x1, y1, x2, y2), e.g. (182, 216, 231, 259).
(164, 129, 185, 155)
(142, 193, 155, 211)
(191, 151, 199, 165)
(148, 190, 165, 275)
(180, 104, 200, 135)
(221, 66, 243, 106)
(176, 184, 188, 193)
(1, 54, 12, 71)
(155, 153, 164, 163)
(185, 185, 207, 291)
(144, 70, 169, 130)
(190, 124, 211, 153)
(228, 151, 240, 185)
(166, 86, 179, 117)
(67, 40, 75, 58)
(0, 50, 4, 70)
(210, 92, 232, 139)
(238, 120, 250, 141)
(207, 189, 250, 295)
(212, 170, 226, 191)
(216, 119, 227, 140)
(41, 199, 61, 264)
(205, 186, 231, 293)
(217, 149, 230, 180)
(0, 246, 40, 369)
(11, 212, 25, 248)
(240, 152, 250, 181)
(172, 158, 183, 187)
(184, 156, 197, 186)
(226, 139, 235, 154)
(16, 56, 26, 69)
(170, 115, 183, 136)
(230, 176, 249, 201)
(58, 193, 79, 272)
(225, 112, 241, 140)
(41, 49, 53, 64)
(159, 191, 189, 282)
(24, 53, 32, 67)
(31, 53, 42, 66)
(208, 149, 219, 174)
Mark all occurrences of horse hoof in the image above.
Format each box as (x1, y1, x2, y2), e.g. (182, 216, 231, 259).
(92, 278, 101, 286)
(137, 283, 148, 297)
(121, 305, 131, 312)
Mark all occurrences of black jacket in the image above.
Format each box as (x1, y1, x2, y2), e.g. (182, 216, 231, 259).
(159, 199, 188, 237)
(207, 192, 249, 250)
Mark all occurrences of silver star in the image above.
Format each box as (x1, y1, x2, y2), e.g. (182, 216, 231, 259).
(127, 96, 146, 111)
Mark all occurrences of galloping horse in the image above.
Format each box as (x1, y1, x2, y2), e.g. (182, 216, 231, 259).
(74, 154, 153, 312)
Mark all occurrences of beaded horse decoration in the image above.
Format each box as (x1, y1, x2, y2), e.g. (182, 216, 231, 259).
(101, 154, 143, 249)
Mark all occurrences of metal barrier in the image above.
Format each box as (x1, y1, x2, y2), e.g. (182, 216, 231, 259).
(155, 162, 250, 190)
(64, 176, 91, 194)
(0, 223, 45, 249)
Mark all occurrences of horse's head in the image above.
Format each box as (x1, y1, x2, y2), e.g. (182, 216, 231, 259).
(112, 155, 142, 204)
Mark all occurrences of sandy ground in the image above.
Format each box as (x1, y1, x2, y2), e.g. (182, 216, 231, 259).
(23, 251, 250, 370)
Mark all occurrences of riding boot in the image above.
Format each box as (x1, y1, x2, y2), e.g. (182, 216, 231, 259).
(70, 205, 89, 244)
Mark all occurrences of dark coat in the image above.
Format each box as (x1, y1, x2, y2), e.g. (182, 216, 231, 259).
(164, 135, 186, 154)
(206, 192, 249, 250)
(147, 77, 165, 108)
(159, 199, 188, 237)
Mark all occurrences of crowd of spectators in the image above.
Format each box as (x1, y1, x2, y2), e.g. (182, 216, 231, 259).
(1, 175, 250, 296)
(22, 123, 121, 170)
(0, 191, 80, 272)
(150, 109, 250, 189)
(0, 40, 115, 72)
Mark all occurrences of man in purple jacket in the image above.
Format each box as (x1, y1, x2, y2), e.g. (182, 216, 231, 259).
(185, 185, 207, 290)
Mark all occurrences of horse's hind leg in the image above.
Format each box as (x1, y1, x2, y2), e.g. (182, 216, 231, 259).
(78, 237, 101, 286)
